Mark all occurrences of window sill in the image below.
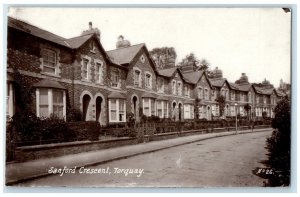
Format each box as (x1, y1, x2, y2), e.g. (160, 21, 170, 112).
(81, 79, 91, 83)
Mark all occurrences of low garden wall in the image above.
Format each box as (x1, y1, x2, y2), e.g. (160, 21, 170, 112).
(13, 125, 271, 162)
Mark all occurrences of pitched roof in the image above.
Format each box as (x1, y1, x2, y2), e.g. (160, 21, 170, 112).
(157, 67, 178, 78)
(209, 78, 226, 87)
(33, 79, 66, 89)
(106, 43, 145, 65)
(8, 16, 69, 47)
(253, 86, 275, 95)
(228, 82, 240, 90)
(181, 71, 204, 84)
(236, 84, 252, 92)
(65, 33, 94, 49)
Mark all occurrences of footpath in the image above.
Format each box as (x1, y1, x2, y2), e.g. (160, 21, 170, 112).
(5, 128, 272, 185)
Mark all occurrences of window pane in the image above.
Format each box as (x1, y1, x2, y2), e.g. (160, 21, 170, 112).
(53, 90, 63, 104)
(151, 99, 155, 115)
(44, 66, 55, 73)
(111, 99, 117, 110)
(111, 110, 117, 120)
(119, 100, 125, 111)
(39, 106, 49, 117)
(39, 89, 48, 105)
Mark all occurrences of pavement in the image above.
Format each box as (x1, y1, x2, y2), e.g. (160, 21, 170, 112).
(5, 128, 272, 186)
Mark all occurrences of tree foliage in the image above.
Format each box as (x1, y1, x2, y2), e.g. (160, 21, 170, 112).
(266, 96, 290, 186)
(150, 47, 177, 69)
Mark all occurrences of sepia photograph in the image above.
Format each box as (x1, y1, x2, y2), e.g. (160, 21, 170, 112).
(4, 6, 292, 189)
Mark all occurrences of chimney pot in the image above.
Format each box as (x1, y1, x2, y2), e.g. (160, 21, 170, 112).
(89, 22, 92, 30)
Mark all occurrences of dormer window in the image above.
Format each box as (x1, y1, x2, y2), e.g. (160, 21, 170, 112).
(82, 58, 89, 80)
(145, 72, 152, 89)
(41, 49, 57, 74)
(111, 68, 120, 88)
(177, 82, 182, 96)
(172, 80, 176, 95)
(133, 68, 142, 87)
(95, 61, 103, 84)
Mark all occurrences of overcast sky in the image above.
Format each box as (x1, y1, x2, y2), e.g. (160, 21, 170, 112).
(7, 7, 291, 87)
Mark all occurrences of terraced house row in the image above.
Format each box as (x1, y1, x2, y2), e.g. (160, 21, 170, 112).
(6, 17, 286, 125)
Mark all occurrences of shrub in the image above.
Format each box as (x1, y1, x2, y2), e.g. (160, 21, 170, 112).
(68, 121, 100, 141)
(67, 107, 83, 122)
(12, 113, 76, 146)
(266, 96, 290, 186)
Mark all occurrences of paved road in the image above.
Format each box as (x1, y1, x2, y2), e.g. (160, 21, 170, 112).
(17, 131, 271, 187)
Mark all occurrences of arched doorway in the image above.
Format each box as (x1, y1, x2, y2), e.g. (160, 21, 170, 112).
(82, 94, 91, 121)
(95, 96, 103, 123)
(178, 103, 182, 121)
(132, 96, 138, 121)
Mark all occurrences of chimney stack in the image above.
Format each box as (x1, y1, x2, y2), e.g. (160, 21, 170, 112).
(89, 22, 92, 30)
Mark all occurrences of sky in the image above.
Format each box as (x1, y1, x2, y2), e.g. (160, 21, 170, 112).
(7, 7, 291, 87)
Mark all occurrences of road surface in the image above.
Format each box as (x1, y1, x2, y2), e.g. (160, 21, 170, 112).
(17, 131, 271, 187)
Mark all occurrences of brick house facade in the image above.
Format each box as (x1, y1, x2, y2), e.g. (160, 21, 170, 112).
(6, 17, 285, 125)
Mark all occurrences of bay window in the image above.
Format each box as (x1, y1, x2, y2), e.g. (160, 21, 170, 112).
(36, 88, 66, 119)
(143, 98, 156, 117)
(109, 98, 126, 123)
(157, 100, 168, 118)
(184, 104, 194, 119)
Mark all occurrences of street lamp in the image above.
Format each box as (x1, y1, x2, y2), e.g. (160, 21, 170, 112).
(235, 103, 238, 134)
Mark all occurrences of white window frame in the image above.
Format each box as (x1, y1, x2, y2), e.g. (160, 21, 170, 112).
(231, 91, 235, 101)
(156, 100, 168, 118)
(184, 104, 193, 119)
(198, 87, 203, 99)
(184, 85, 190, 97)
(94, 59, 104, 84)
(204, 88, 209, 100)
(172, 80, 176, 95)
(36, 88, 66, 120)
(177, 81, 182, 96)
(157, 77, 165, 93)
(81, 55, 92, 81)
(6, 82, 14, 117)
(111, 68, 121, 88)
(108, 99, 126, 123)
(145, 72, 152, 89)
(41, 48, 59, 76)
(133, 67, 142, 87)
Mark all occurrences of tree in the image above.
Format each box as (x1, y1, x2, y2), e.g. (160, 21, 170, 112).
(178, 53, 198, 67)
(149, 47, 177, 69)
(266, 96, 290, 186)
(198, 58, 210, 71)
(178, 53, 210, 71)
(215, 95, 226, 117)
